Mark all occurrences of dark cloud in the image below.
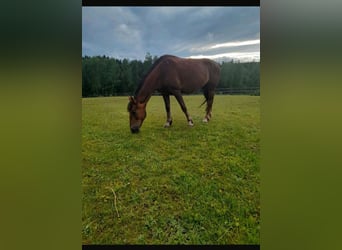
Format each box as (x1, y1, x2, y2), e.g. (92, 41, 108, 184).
(82, 7, 260, 62)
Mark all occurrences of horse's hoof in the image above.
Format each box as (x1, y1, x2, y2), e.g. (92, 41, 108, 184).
(202, 118, 209, 123)
(188, 121, 194, 126)
(164, 121, 172, 128)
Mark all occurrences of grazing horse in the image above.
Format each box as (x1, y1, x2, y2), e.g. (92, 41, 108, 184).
(127, 54, 221, 133)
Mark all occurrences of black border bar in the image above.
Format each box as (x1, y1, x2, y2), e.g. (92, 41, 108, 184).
(82, 0, 260, 7)
(82, 245, 260, 250)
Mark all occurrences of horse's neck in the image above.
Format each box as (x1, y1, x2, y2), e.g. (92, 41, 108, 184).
(136, 78, 157, 103)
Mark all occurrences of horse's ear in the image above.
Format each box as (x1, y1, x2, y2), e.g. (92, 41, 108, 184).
(128, 96, 136, 103)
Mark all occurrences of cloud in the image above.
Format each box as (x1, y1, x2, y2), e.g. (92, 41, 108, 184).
(82, 7, 260, 62)
(211, 39, 260, 49)
(188, 52, 260, 62)
(190, 39, 260, 53)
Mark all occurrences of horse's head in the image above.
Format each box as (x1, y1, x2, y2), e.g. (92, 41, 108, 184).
(127, 96, 147, 133)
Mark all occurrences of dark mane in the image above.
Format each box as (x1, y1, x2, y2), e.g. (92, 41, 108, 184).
(134, 55, 176, 97)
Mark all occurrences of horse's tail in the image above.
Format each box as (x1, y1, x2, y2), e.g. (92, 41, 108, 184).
(199, 99, 207, 108)
(199, 84, 210, 108)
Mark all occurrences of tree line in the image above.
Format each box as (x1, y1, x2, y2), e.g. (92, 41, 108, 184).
(82, 53, 259, 97)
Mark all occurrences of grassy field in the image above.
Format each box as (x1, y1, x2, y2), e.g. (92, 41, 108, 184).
(82, 95, 260, 244)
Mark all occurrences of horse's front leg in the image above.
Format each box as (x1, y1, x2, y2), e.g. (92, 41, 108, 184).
(162, 94, 173, 127)
(173, 91, 194, 126)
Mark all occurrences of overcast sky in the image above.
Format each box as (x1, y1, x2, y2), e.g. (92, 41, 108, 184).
(82, 7, 260, 62)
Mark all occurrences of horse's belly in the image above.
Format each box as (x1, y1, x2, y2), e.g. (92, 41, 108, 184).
(181, 87, 199, 94)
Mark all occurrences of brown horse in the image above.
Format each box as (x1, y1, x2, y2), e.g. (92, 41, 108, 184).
(127, 54, 221, 133)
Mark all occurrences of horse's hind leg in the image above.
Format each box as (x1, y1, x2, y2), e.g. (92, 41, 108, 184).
(173, 91, 194, 126)
(162, 94, 173, 127)
(203, 87, 215, 123)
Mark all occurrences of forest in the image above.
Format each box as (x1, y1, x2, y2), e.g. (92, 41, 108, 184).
(82, 53, 260, 97)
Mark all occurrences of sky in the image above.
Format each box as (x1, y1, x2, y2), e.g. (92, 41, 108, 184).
(82, 7, 260, 63)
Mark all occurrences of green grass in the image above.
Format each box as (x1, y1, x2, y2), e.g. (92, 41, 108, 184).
(82, 95, 260, 244)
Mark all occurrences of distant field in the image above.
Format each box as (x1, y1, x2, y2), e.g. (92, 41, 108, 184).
(82, 95, 260, 244)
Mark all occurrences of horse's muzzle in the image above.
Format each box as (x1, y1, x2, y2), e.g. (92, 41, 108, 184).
(130, 127, 140, 133)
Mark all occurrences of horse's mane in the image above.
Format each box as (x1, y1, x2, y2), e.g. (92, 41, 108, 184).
(134, 55, 176, 97)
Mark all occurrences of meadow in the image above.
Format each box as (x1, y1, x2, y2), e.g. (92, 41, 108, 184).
(82, 95, 260, 244)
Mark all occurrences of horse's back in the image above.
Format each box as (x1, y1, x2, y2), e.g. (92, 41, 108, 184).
(153, 55, 220, 93)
